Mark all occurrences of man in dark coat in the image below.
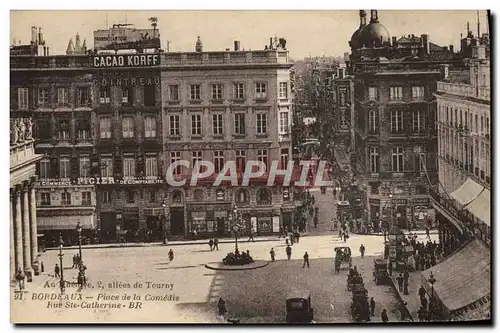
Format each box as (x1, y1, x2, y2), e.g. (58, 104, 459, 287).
(396, 274, 403, 292)
(54, 263, 61, 278)
(302, 252, 310, 268)
(208, 239, 214, 251)
(269, 248, 275, 261)
(286, 245, 292, 260)
(370, 297, 376, 317)
(213, 238, 219, 251)
(381, 308, 389, 323)
(419, 286, 426, 300)
(217, 297, 227, 317)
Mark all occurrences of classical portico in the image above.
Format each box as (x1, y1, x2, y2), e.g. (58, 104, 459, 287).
(10, 116, 42, 281)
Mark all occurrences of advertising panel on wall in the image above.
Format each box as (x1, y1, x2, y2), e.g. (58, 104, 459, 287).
(93, 26, 160, 51)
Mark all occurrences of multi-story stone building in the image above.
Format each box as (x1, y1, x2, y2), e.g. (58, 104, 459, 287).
(160, 37, 296, 238)
(10, 30, 97, 247)
(435, 42, 490, 248)
(92, 53, 163, 243)
(347, 10, 467, 232)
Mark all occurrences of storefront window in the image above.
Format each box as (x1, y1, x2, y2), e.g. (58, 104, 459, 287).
(191, 211, 207, 232)
(257, 216, 272, 233)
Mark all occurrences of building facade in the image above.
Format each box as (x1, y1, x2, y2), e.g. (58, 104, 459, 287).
(92, 56, 164, 243)
(160, 38, 296, 237)
(10, 111, 42, 280)
(10, 31, 99, 247)
(435, 43, 490, 248)
(348, 10, 467, 232)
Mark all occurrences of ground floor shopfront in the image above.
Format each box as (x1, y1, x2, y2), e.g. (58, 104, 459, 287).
(37, 209, 96, 247)
(367, 195, 433, 232)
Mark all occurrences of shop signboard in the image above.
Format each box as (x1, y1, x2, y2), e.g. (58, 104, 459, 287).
(93, 54, 160, 68)
(94, 27, 160, 52)
(403, 246, 414, 254)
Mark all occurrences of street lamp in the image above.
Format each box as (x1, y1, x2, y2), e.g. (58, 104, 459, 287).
(161, 200, 168, 245)
(76, 221, 83, 262)
(58, 237, 65, 294)
(232, 205, 240, 254)
(428, 272, 437, 321)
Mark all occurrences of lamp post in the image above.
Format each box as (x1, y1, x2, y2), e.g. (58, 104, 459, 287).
(76, 221, 83, 262)
(161, 200, 168, 245)
(428, 272, 437, 321)
(58, 237, 65, 293)
(232, 205, 240, 254)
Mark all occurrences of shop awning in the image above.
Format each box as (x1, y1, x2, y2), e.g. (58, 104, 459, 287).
(37, 215, 94, 231)
(465, 188, 491, 226)
(450, 178, 483, 206)
(421, 239, 490, 312)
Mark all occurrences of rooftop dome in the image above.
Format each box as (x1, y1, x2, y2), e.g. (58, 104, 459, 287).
(360, 10, 391, 48)
(349, 10, 367, 50)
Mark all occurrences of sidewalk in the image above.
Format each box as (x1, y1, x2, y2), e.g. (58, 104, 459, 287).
(390, 271, 423, 321)
(351, 229, 439, 237)
(43, 234, 307, 252)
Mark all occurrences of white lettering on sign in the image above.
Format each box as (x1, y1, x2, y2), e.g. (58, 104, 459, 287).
(93, 54, 159, 68)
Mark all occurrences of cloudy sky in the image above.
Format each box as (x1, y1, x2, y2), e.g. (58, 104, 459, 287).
(10, 10, 489, 59)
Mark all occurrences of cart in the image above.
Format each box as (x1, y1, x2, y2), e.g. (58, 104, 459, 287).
(334, 247, 352, 273)
(373, 258, 391, 285)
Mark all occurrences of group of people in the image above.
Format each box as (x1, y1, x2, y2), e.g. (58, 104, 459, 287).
(417, 285, 437, 321)
(208, 238, 220, 251)
(405, 233, 441, 271)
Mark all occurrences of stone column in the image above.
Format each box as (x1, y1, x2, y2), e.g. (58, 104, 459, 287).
(29, 180, 39, 264)
(22, 182, 32, 273)
(10, 190, 16, 280)
(14, 186, 23, 273)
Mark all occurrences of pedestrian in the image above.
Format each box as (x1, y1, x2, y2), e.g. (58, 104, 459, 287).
(314, 215, 318, 229)
(208, 239, 214, 251)
(72, 254, 77, 269)
(217, 297, 227, 318)
(286, 245, 292, 260)
(54, 263, 60, 278)
(302, 252, 310, 268)
(388, 260, 393, 276)
(396, 274, 403, 292)
(400, 302, 407, 321)
(213, 238, 219, 251)
(15, 267, 25, 291)
(40, 261, 44, 273)
(403, 268, 409, 285)
(248, 230, 255, 242)
(279, 226, 284, 238)
(421, 296, 428, 311)
(333, 188, 337, 198)
(417, 306, 426, 322)
(77, 271, 85, 288)
(270, 248, 275, 261)
(370, 297, 375, 317)
(285, 235, 290, 246)
(168, 249, 174, 262)
(359, 244, 365, 257)
(381, 308, 388, 323)
(425, 226, 430, 240)
(419, 286, 426, 300)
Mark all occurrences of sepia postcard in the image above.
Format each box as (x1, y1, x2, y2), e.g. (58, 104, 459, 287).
(9, 9, 491, 324)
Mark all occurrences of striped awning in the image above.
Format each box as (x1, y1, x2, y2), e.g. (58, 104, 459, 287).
(466, 188, 491, 226)
(421, 239, 490, 312)
(450, 178, 483, 206)
(37, 214, 94, 231)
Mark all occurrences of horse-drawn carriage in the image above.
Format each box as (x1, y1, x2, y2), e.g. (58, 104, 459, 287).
(347, 267, 363, 291)
(350, 284, 370, 322)
(373, 258, 391, 285)
(334, 247, 352, 273)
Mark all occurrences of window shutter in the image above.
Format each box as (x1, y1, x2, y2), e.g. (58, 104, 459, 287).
(36, 161, 41, 179)
(114, 155, 123, 179)
(380, 146, 391, 173)
(136, 155, 145, 176)
(11, 88, 18, 110)
(404, 147, 411, 172)
(70, 156, 79, 181)
(403, 110, 412, 132)
(50, 157, 59, 178)
(90, 155, 99, 177)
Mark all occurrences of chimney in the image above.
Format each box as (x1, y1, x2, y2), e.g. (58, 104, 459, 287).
(440, 64, 449, 80)
(234, 40, 240, 51)
(269, 37, 273, 49)
(449, 45, 454, 53)
(421, 34, 430, 54)
(38, 27, 43, 45)
(359, 10, 367, 27)
(31, 26, 37, 44)
(370, 10, 379, 23)
(392, 37, 397, 47)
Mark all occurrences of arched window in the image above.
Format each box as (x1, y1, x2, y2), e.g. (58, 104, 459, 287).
(172, 190, 183, 204)
(193, 189, 204, 201)
(257, 188, 272, 205)
(235, 189, 249, 204)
